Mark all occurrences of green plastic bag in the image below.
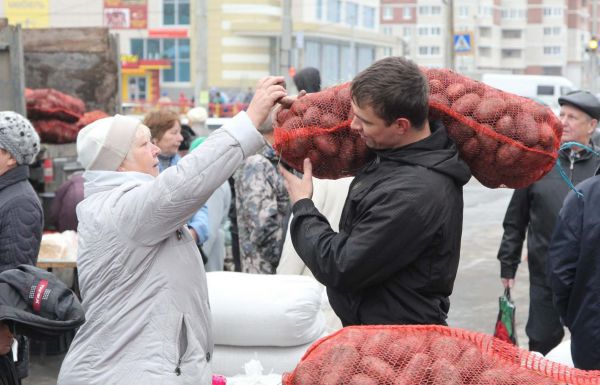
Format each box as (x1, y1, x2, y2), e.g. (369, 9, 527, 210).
(493, 288, 518, 345)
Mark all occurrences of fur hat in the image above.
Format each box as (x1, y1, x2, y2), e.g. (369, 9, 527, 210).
(77, 114, 141, 171)
(0, 111, 40, 165)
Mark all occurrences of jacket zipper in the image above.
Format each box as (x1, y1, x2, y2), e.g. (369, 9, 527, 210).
(569, 150, 575, 181)
(174, 315, 188, 376)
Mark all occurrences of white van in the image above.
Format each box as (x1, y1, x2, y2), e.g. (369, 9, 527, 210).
(481, 74, 575, 114)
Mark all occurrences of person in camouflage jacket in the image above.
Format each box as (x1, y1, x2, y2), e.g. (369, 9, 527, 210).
(233, 117, 290, 274)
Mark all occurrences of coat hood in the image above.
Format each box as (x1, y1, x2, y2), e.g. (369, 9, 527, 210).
(372, 121, 472, 186)
(83, 170, 154, 197)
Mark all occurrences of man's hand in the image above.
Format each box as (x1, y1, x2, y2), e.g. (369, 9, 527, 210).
(246, 76, 287, 129)
(501, 278, 515, 289)
(279, 158, 313, 204)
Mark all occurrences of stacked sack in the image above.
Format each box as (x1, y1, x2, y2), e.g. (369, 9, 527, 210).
(25, 88, 108, 143)
(207, 272, 327, 376)
(274, 69, 562, 188)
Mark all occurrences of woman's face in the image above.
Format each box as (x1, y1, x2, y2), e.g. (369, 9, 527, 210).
(154, 121, 183, 157)
(0, 322, 13, 355)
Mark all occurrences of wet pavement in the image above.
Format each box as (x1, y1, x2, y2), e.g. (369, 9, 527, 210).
(23, 178, 545, 384)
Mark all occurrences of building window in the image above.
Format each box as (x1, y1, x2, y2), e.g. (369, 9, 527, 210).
(130, 38, 190, 83)
(403, 6, 411, 19)
(431, 6, 441, 14)
(417, 46, 441, 56)
(418, 6, 429, 15)
(346, 2, 359, 25)
(501, 49, 522, 58)
(543, 46, 561, 55)
(479, 26, 492, 38)
(458, 6, 469, 17)
(479, 47, 491, 57)
(418, 26, 429, 36)
(382, 26, 393, 35)
(403, 26, 412, 37)
(543, 7, 563, 16)
(362, 6, 375, 29)
(431, 26, 441, 35)
(383, 5, 393, 20)
(316, 0, 323, 20)
(327, 0, 341, 23)
(163, 0, 189, 25)
(357, 46, 375, 71)
(502, 29, 522, 38)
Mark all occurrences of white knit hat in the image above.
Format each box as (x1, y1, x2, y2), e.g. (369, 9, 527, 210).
(77, 114, 141, 171)
(0, 111, 40, 165)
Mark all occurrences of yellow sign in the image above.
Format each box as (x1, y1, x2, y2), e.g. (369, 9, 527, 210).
(4, 0, 49, 28)
(120, 54, 139, 63)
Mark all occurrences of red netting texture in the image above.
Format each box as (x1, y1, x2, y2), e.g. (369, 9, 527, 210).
(274, 68, 563, 187)
(273, 82, 374, 179)
(423, 68, 562, 188)
(283, 325, 600, 385)
(25, 88, 85, 123)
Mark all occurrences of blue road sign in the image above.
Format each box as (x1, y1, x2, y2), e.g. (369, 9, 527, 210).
(454, 33, 472, 53)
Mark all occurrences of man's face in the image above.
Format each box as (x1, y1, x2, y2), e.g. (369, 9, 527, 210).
(0, 148, 17, 177)
(120, 127, 161, 177)
(0, 322, 13, 356)
(154, 121, 183, 157)
(350, 101, 399, 150)
(559, 104, 597, 145)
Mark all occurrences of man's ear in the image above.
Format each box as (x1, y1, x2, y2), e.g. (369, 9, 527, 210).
(394, 117, 411, 136)
(6, 155, 17, 168)
(589, 119, 598, 134)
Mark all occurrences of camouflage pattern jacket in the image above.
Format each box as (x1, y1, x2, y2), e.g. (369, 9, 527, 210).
(233, 145, 290, 273)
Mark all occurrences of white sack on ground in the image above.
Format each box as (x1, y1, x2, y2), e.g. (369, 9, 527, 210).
(211, 342, 312, 377)
(545, 340, 574, 368)
(207, 272, 326, 347)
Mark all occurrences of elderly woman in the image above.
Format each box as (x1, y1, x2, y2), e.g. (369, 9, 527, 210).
(57, 76, 286, 384)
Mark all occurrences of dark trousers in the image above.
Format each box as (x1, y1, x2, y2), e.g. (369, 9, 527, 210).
(526, 283, 564, 355)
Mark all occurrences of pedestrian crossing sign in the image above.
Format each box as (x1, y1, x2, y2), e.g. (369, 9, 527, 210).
(454, 33, 472, 54)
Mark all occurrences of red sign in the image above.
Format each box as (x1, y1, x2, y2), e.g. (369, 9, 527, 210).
(104, 0, 147, 29)
(148, 29, 189, 38)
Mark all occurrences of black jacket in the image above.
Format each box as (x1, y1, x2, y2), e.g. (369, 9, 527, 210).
(290, 122, 471, 326)
(0, 165, 43, 273)
(497, 146, 600, 286)
(547, 175, 600, 370)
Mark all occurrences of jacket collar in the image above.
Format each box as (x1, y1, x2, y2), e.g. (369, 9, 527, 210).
(0, 165, 30, 193)
(83, 170, 154, 198)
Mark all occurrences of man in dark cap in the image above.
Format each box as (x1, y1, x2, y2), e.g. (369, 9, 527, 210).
(497, 90, 600, 355)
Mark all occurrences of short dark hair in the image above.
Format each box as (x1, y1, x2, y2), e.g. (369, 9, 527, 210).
(351, 57, 429, 128)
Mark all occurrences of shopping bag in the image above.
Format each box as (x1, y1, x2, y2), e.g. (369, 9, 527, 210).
(493, 288, 518, 345)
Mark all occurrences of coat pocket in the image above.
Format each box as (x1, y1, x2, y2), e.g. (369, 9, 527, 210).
(174, 314, 189, 376)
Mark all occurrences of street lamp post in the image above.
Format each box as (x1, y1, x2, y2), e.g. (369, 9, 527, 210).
(444, 0, 455, 70)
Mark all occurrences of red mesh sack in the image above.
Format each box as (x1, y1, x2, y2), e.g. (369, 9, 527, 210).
(31, 119, 80, 144)
(273, 83, 374, 179)
(423, 68, 562, 189)
(26, 88, 85, 123)
(283, 325, 600, 385)
(77, 110, 110, 129)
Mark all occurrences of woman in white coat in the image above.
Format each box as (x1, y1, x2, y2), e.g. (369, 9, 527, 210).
(57, 77, 286, 385)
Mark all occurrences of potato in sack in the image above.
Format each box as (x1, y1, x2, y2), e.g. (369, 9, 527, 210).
(423, 67, 562, 189)
(274, 83, 374, 179)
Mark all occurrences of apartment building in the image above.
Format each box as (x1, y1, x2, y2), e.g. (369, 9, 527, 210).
(380, 0, 598, 86)
(1, 0, 396, 104)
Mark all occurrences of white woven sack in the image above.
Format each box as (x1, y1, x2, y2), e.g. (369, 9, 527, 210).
(207, 272, 326, 347)
(545, 339, 574, 368)
(211, 342, 313, 377)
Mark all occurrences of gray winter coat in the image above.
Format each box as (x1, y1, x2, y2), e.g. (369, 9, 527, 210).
(57, 113, 264, 385)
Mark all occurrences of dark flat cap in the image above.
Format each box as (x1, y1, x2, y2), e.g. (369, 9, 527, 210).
(558, 90, 600, 120)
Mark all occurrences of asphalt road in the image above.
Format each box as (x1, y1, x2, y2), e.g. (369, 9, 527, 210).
(23, 178, 540, 384)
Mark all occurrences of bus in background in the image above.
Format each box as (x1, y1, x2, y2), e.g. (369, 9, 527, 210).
(481, 74, 575, 115)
